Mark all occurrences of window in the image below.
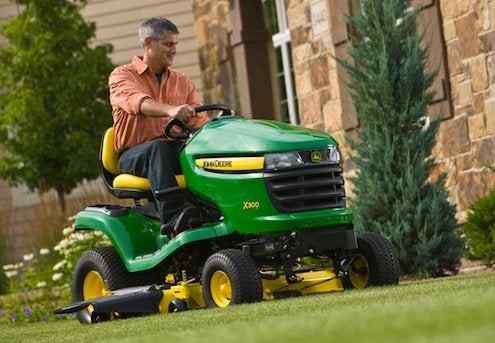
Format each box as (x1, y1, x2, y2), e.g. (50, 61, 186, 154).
(262, 0, 299, 125)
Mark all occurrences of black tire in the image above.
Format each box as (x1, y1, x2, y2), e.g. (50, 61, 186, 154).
(201, 249, 262, 308)
(344, 232, 400, 289)
(72, 246, 148, 324)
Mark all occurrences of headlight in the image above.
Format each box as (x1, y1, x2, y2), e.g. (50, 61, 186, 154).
(265, 152, 303, 171)
(328, 146, 341, 163)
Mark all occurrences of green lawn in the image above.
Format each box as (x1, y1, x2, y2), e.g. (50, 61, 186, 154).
(1, 271, 494, 343)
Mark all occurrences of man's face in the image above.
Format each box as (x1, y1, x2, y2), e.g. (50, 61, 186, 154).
(147, 32, 178, 68)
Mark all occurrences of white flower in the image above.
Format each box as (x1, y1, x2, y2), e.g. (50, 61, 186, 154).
(36, 281, 47, 288)
(5, 270, 18, 278)
(23, 253, 34, 261)
(54, 238, 69, 251)
(74, 233, 86, 241)
(14, 262, 24, 269)
(2, 264, 14, 271)
(52, 260, 66, 271)
(62, 227, 75, 236)
(52, 273, 63, 281)
(39, 248, 50, 255)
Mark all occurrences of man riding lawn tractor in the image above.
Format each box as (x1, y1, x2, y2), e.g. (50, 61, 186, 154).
(55, 17, 399, 323)
(110, 17, 206, 237)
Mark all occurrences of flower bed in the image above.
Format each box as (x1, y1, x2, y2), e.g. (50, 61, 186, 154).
(1, 219, 109, 323)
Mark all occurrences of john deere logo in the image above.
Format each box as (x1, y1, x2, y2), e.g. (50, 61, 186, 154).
(310, 151, 322, 163)
(203, 160, 233, 168)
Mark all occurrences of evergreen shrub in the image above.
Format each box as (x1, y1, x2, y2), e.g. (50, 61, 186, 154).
(463, 187, 495, 267)
(342, 0, 463, 276)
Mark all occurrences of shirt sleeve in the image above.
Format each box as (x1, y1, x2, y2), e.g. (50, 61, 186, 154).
(185, 79, 208, 129)
(109, 67, 151, 116)
(185, 79, 202, 107)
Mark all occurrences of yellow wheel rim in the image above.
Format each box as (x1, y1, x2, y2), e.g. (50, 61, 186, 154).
(349, 255, 370, 289)
(210, 271, 232, 308)
(83, 271, 108, 301)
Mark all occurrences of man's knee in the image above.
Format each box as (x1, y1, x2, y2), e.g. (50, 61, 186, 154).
(148, 140, 179, 160)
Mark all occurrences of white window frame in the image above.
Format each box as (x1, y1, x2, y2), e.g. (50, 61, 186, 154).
(271, 0, 298, 125)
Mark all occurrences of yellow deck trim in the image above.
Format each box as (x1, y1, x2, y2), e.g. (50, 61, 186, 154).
(158, 269, 342, 314)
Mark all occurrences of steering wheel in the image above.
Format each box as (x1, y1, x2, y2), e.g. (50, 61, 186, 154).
(194, 104, 235, 118)
(164, 103, 235, 140)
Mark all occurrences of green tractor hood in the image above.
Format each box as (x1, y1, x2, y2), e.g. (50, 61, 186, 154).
(187, 117, 337, 156)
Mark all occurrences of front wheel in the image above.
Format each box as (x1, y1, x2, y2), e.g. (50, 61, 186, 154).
(201, 249, 262, 308)
(343, 232, 400, 289)
(72, 246, 141, 324)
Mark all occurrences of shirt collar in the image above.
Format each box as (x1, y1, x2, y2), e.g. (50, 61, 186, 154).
(132, 56, 149, 75)
(132, 56, 173, 78)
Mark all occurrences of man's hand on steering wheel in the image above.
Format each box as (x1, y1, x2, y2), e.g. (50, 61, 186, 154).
(165, 104, 235, 140)
(174, 105, 196, 122)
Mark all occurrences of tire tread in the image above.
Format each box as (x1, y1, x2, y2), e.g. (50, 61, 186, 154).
(358, 232, 400, 286)
(201, 249, 262, 307)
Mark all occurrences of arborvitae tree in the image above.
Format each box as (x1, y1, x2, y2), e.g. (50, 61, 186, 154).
(343, 0, 463, 276)
(0, 0, 114, 216)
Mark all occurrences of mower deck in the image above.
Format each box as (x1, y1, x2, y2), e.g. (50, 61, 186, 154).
(55, 268, 343, 322)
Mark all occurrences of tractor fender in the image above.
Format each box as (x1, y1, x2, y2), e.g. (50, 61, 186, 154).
(74, 207, 232, 272)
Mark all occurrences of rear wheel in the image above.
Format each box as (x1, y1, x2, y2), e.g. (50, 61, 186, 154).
(72, 246, 144, 324)
(343, 232, 399, 289)
(201, 249, 262, 308)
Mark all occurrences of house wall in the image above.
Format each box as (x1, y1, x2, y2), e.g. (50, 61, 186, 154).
(193, 0, 235, 106)
(437, 0, 495, 218)
(0, 0, 202, 262)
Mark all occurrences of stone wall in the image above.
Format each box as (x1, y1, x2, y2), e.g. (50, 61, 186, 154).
(288, 0, 332, 131)
(193, 0, 238, 107)
(437, 0, 495, 219)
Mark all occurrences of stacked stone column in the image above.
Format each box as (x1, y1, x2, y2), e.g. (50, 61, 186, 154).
(438, 0, 495, 219)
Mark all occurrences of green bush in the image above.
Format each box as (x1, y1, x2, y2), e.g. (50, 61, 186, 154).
(463, 188, 495, 267)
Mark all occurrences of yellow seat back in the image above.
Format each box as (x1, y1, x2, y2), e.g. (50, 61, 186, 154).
(101, 128, 186, 190)
(101, 128, 119, 175)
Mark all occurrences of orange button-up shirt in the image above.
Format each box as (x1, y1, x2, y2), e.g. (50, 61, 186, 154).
(109, 56, 206, 152)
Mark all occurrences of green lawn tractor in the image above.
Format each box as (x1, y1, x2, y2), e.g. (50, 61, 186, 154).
(55, 104, 400, 324)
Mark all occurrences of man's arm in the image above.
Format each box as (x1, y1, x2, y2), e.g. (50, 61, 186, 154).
(140, 99, 178, 118)
(109, 67, 194, 119)
(109, 67, 151, 116)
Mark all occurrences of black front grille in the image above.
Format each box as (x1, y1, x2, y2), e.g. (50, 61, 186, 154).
(265, 164, 346, 213)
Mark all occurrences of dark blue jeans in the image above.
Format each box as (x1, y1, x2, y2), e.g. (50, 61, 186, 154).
(119, 139, 184, 224)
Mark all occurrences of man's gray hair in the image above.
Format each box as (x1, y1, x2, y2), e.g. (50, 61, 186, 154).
(138, 17, 179, 46)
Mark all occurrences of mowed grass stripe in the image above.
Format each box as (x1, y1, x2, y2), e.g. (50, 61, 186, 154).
(1, 272, 494, 343)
